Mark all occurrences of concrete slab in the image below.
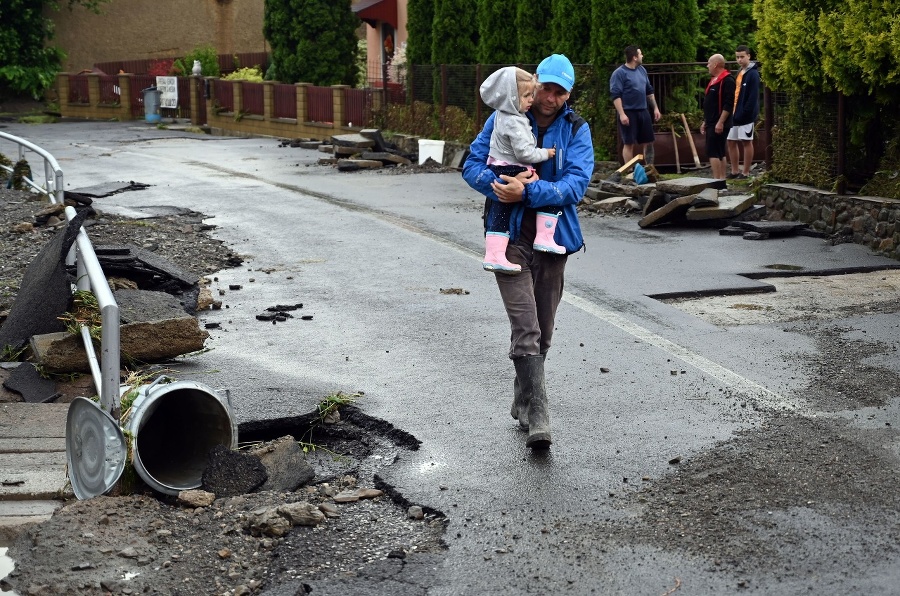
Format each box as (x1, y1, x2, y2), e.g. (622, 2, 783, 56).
(0, 500, 62, 542)
(337, 159, 383, 170)
(333, 145, 363, 157)
(0, 403, 68, 438)
(0, 439, 66, 453)
(0, 452, 69, 500)
(330, 134, 375, 148)
(595, 197, 629, 211)
(733, 220, 809, 235)
(0, 403, 69, 502)
(656, 176, 727, 195)
(360, 152, 411, 166)
(686, 194, 756, 220)
(359, 129, 390, 152)
(638, 189, 719, 228)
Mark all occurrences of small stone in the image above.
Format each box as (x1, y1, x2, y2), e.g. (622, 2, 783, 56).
(318, 503, 340, 518)
(334, 491, 360, 503)
(117, 546, 139, 559)
(357, 488, 383, 499)
(178, 489, 216, 508)
(408, 505, 424, 520)
(217, 548, 232, 559)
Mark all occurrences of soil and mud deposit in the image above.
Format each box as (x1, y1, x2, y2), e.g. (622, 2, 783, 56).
(0, 188, 448, 594)
(3, 407, 447, 595)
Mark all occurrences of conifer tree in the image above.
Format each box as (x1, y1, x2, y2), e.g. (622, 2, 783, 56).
(432, 0, 478, 65)
(517, 0, 553, 64)
(406, 0, 434, 66)
(696, 0, 755, 63)
(264, 0, 359, 86)
(590, 0, 698, 68)
(476, 0, 518, 65)
(550, 0, 591, 65)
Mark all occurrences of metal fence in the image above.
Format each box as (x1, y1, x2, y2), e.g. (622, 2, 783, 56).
(242, 82, 264, 116)
(0, 132, 121, 419)
(273, 83, 297, 119)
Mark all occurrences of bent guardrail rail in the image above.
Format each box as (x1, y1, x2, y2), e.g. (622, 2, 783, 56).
(0, 131, 121, 419)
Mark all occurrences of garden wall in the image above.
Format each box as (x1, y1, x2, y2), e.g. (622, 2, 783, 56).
(760, 183, 900, 260)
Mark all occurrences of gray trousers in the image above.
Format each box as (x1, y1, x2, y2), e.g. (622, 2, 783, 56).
(495, 236, 568, 359)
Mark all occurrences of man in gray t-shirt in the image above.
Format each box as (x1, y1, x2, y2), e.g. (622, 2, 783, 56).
(610, 45, 661, 164)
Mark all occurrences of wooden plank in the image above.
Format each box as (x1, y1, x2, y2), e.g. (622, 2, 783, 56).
(616, 154, 643, 173)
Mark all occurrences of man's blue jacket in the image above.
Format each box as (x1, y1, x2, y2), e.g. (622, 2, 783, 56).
(462, 104, 594, 254)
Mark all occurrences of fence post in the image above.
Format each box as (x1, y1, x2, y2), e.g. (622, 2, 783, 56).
(57, 73, 71, 115)
(263, 81, 274, 121)
(836, 92, 846, 195)
(233, 81, 243, 116)
(204, 77, 215, 124)
(440, 64, 448, 134)
(764, 86, 773, 172)
(190, 76, 200, 125)
(88, 74, 101, 109)
(475, 64, 482, 127)
(296, 83, 310, 123)
(118, 74, 132, 120)
(331, 84, 349, 128)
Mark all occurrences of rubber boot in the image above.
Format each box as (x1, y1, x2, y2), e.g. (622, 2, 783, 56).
(511, 354, 546, 430)
(533, 212, 566, 254)
(510, 375, 529, 430)
(483, 232, 521, 274)
(514, 355, 552, 449)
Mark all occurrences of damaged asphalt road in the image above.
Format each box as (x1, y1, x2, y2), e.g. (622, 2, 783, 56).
(3, 121, 900, 595)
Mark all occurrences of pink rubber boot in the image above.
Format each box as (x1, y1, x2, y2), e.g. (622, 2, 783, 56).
(483, 232, 522, 274)
(533, 212, 566, 254)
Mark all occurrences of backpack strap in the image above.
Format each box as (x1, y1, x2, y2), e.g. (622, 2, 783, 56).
(565, 111, 586, 138)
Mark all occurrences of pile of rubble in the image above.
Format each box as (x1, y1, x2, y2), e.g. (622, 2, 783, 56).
(576, 157, 810, 238)
(280, 129, 417, 172)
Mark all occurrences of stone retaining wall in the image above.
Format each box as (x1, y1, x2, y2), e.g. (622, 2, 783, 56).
(760, 183, 900, 260)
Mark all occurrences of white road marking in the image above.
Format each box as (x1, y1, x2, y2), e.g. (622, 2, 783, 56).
(563, 292, 812, 415)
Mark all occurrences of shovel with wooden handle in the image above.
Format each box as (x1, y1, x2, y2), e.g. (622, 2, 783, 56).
(670, 124, 681, 174)
(680, 113, 702, 169)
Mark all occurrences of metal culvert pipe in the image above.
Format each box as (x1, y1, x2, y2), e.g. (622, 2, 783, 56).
(123, 378, 237, 496)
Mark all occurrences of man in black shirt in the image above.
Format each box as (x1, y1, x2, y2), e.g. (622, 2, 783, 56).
(699, 54, 735, 180)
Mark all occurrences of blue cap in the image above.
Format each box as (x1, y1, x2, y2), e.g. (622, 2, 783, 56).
(536, 54, 575, 92)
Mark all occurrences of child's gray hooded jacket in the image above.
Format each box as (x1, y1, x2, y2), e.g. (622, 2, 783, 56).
(479, 67, 552, 166)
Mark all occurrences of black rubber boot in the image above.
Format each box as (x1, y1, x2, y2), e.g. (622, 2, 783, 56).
(514, 355, 552, 449)
(511, 354, 546, 430)
(510, 375, 529, 430)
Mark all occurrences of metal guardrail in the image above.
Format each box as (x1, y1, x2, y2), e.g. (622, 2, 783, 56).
(0, 131, 121, 419)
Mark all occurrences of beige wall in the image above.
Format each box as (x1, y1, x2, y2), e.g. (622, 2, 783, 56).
(48, 0, 268, 72)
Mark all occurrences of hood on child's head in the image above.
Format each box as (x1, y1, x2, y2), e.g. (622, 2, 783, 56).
(480, 66, 534, 115)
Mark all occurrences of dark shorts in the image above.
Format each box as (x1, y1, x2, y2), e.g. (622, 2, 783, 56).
(619, 109, 655, 145)
(705, 126, 730, 159)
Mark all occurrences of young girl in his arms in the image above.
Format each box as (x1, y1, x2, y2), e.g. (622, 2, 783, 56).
(479, 66, 565, 274)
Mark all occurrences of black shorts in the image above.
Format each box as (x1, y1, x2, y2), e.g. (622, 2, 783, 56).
(619, 109, 655, 145)
(705, 126, 730, 159)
